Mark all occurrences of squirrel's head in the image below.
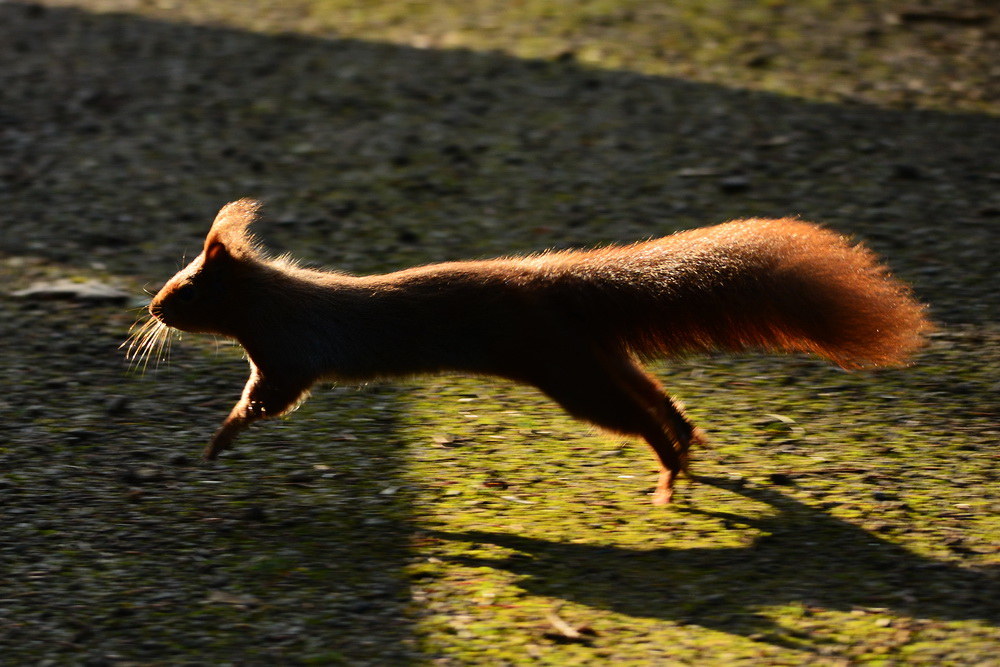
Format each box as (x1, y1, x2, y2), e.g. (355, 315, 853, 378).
(148, 198, 263, 336)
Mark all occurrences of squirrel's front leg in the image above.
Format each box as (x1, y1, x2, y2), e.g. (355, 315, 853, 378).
(203, 364, 308, 460)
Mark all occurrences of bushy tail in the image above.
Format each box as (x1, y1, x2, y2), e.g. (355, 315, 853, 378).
(542, 218, 932, 369)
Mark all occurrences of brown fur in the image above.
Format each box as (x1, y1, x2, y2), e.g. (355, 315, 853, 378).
(137, 199, 931, 504)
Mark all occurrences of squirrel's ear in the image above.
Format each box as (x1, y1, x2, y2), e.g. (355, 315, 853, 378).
(203, 235, 232, 264)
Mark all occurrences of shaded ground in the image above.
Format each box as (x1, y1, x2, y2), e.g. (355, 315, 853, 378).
(1, 1, 998, 664)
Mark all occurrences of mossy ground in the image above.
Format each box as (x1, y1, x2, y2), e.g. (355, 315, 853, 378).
(1, 1, 998, 664)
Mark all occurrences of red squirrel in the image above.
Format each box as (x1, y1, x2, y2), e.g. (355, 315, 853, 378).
(128, 199, 930, 504)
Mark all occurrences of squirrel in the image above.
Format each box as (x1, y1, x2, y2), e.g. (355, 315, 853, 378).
(128, 198, 931, 504)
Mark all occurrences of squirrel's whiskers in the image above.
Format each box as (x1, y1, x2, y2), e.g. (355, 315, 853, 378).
(122, 313, 172, 374)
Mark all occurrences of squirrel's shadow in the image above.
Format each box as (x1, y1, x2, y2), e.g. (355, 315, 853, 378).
(427, 476, 999, 647)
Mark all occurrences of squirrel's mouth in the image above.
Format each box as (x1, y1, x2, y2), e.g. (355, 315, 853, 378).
(148, 302, 169, 325)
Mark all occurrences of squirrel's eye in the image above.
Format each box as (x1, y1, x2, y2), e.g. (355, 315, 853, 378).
(176, 285, 197, 301)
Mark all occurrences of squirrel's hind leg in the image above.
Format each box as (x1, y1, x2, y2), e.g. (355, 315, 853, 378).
(661, 395, 707, 477)
(528, 348, 702, 504)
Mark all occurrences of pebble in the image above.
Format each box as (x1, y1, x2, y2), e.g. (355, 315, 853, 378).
(286, 470, 315, 484)
(167, 452, 193, 466)
(718, 175, 751, 193)
(240, 506, 268, 522)
(105, 396, 129, 416)
(118, 467, 163, 485)
(768, 472, 795, 486)
(10, 279, 130, 303)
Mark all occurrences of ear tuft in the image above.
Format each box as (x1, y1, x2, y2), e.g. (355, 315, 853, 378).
(211, 198, 262, 235)
(203, 198, 263, 259)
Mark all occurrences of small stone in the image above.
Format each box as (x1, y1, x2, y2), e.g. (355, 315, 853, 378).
(241, 506, 268, 522)
(105, 396, 129, 416)
(769, 472, 795, 486)
(892, 163, 923, 180)
(136, 467, 163, 483)
(10, 279, 130, 303)
(65, 429, 98, 444)
(286, 470, 314, 484)
(167, 452, 192, 466)
(718, 175, 751, 193)
(205, 590, 261, 607)
(118, 467, 162, 485)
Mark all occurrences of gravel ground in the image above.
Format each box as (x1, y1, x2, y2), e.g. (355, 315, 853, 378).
(1, 1, 998, 664)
